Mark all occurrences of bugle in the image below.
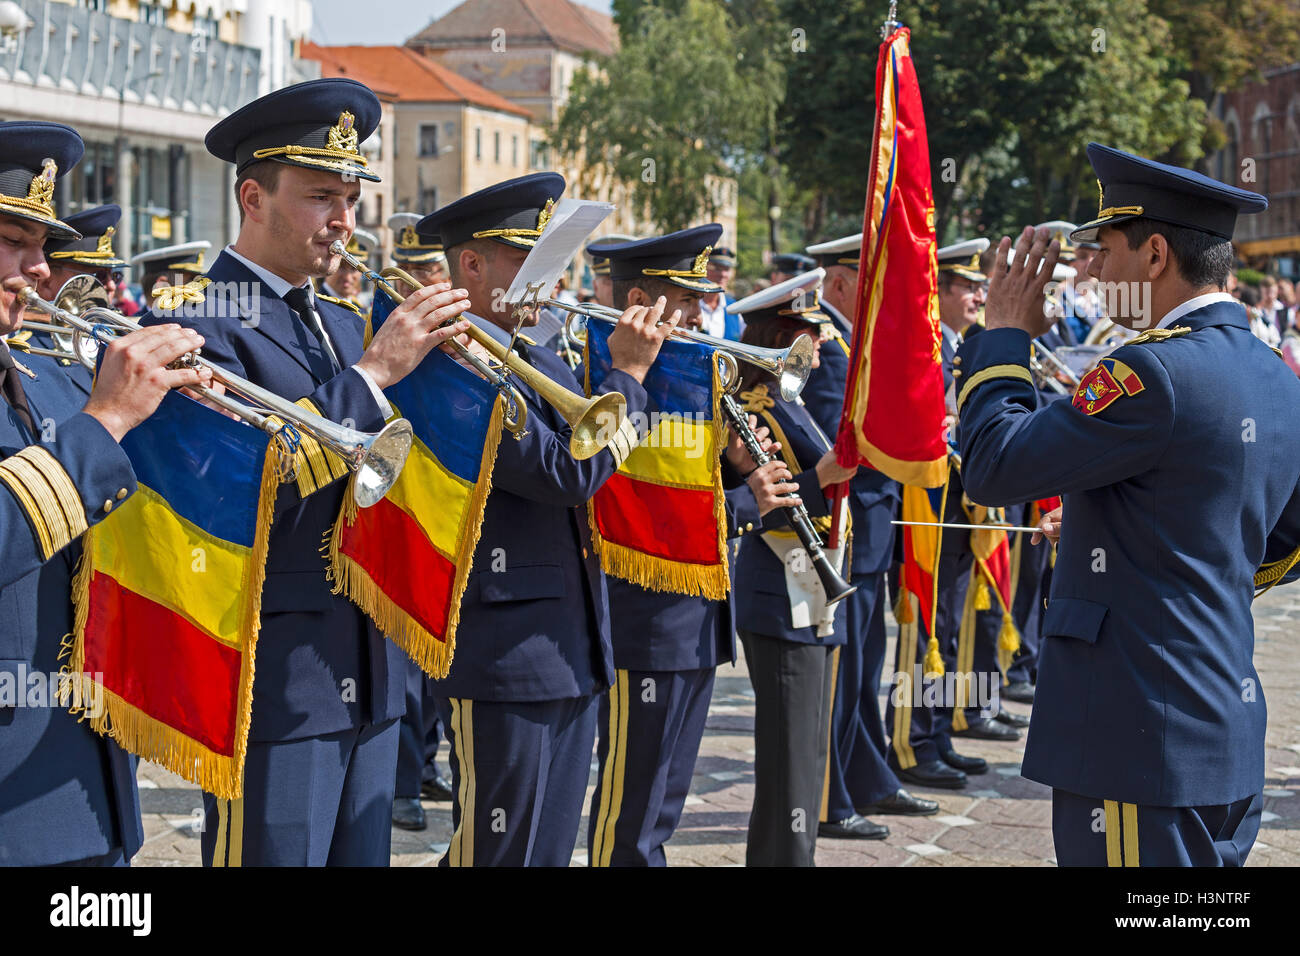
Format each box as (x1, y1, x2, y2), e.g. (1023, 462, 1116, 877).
(330, 240, 629, 461)
(541, 297, 815, 402)
(19, 275, 412, 508)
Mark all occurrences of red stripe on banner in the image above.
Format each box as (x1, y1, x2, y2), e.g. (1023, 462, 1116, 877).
(82, 573, 242, 757)
(339, 496, 456, 640)
(901, 527, 936, 638)
(595, 473, 721, 565)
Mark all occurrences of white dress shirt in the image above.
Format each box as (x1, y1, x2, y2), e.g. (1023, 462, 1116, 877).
(1154, 291, 1239, 330)
(700, 294, 729, 339)
(224, 245, 391, 418)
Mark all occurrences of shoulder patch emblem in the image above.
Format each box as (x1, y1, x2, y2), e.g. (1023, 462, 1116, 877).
(1072, 358, 1144, 416)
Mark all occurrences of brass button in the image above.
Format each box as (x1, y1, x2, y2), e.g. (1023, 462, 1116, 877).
(116, 488, 128, 501)
(102, 500, 113, 514)
(953, 355, 962, 366)
(1043, 597, 1049, 610)
(582, 547, 589, 559)
(952, 369, 962, 378)
(746, 522, 754, 531)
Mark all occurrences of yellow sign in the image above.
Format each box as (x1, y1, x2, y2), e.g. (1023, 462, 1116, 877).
(151, 215, 172, 241)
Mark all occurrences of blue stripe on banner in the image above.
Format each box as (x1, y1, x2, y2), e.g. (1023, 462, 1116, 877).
(119, 391, 269, 547)
(372, 290, 498, 484)
(586, 321, 714, 418)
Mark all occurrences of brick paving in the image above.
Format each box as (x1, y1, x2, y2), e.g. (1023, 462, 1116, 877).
(134, 585, 1300, 866)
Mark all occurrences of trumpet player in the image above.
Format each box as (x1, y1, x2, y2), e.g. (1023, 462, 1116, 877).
(416, 172, 678, 866)
(140, 78, 476, 867)
(584, 226, 794, 866)
(0, 121, 218, 866)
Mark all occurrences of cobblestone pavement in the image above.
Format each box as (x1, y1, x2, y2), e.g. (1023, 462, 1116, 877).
(135, 585, 1300, 866)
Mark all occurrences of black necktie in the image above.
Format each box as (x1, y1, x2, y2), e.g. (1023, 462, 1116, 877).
(283, 287, 341, 374)
(0, 340, 36, 434)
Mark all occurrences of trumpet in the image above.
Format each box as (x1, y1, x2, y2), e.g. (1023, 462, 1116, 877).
(1030, 340, 1079, 395)
(19, 275, 413, 508)
(9, 276, 108, 366)
(541, 298, 816, 402)
(330, 241, 629, 461)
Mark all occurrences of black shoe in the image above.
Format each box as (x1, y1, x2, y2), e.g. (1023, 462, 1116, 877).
(952, 717, 1022, 741)
(1003, 680, 1035, 703)
(392, 797, 427, 831)
(896, 760, 967, 790)
(858, 788, 939, 816)
(939, 748, 988, 775)
(420, 768, 453, 801)
(818, 814, 889, 840)
(994, 707, 1031, 729)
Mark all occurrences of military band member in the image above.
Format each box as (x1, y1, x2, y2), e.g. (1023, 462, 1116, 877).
(698, 246, 740, 340)
(584, 226, 792, 866)
(140, 78, 475, 866)
(417, 172, 677, 866)
(130, 240, 212, 304)
(768, 251, 816, 286)
(958, 143, 1300, 866)
(585, 234, 636, 310)
(802, 233, 937, 837)
(727, 273, 859, 866)
(388, 211, 448, 286)
(320, 227, 377, 308)
(0, 122, 216, 866)
(27, 204, 130, 395)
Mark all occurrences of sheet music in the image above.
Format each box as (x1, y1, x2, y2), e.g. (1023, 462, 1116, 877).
(504, 199, 614, 304)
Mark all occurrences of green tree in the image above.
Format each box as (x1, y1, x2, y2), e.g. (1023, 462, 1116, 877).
(550, 0, 783, 232)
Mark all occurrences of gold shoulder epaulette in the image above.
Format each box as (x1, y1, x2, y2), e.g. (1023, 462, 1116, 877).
(1126, 326, 1192, 347)
(152, 277, 211, 312)
(739, 383, 773, 413)
(317, 293, 362, 317)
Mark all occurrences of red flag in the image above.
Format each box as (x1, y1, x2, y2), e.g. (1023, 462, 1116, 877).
(835, 26, 946, 487)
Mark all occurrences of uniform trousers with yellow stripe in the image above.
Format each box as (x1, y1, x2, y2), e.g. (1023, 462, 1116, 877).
(202, 718, 400, 867)
(435, 695, 597, 867)
(1050, 789, 1262, 867)
(588, 667, 715, 867)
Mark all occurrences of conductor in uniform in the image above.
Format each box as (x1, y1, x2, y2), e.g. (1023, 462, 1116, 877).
(957, 143, 1300, 865)
(417, 172, 677, 866)
(0, 121, 217, 865)
(141, 78, 476, 866)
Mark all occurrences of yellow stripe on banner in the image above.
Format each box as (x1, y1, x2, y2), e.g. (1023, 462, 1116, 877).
(1122, 802, 1139, 867)
(383, 436, 473, 561)
(447, 699, 475, 867)
(597, 670, 630, 867)
(820, 647, 841, 822)
(213, 799, 228, 867)
(1104, 800, 1122, 867)
(619, 417, 717, 489)
(228, 797, 244, 867)
(91, 485, 253, 647)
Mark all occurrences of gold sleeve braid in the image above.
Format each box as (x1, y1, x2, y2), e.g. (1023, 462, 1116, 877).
(0, 446, 89, 559)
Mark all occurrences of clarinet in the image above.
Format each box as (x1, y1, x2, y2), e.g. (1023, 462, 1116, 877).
(721, 393, 856, 606)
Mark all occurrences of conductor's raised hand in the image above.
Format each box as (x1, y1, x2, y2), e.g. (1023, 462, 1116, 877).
(984, 226, 1061, 339)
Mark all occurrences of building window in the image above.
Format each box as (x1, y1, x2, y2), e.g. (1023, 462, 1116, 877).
(138, 2, 167, 26)
(419, 124, 441, 157)
(421, 188, 438, 214)
(512, 134, 518, 166)
(530, 139, 548, 170)
(494, 131, 501, 163)
(82, 0, 108, 11)
(475, 128, 482, 161)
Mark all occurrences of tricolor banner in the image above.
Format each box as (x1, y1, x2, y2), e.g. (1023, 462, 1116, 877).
(967, 503, 1021, 668)
(896, 484, 945, 675)
(68, 394, 281, 800)
(584, 321, 728, 599)
(330, 289, 503, 677)
(836, 26, 946, 487)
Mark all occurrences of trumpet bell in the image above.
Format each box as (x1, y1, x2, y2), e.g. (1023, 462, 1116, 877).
(779, 335, 816, 402)
(346, 418, 414, 509)
(572, 391, 628, 461)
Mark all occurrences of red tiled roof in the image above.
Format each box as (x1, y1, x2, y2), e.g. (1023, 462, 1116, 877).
(407, 0, 617, 57)
(300, 42, 533, 119)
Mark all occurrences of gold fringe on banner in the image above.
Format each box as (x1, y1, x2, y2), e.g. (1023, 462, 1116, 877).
(329, 400, 505, 679)
(65, 442, 281, 801)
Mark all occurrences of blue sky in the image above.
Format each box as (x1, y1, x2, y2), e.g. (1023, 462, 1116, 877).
(310, 0, 613, 47)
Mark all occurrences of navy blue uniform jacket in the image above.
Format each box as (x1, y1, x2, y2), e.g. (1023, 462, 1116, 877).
(0, 353, 142, 865)
(956, 299, 1300, 806)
